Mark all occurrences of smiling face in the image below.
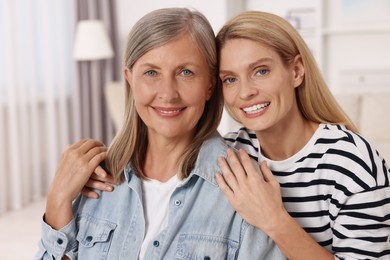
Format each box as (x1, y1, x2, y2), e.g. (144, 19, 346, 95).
(125, 33, 214, 141)
(219, 38, 304, 134)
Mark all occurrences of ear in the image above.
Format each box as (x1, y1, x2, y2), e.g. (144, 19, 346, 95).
(205, 77, 215, 101)
(124, 67, 132, 87)
(292, 55, 305, 88)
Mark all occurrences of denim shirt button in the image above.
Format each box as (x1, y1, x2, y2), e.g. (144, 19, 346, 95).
(57, 238, 63, 245)
(174, 200, 181, 206)
(153, 240, 160, 247)
(86, 236, 93, 242)
(204, 257, 211, 260)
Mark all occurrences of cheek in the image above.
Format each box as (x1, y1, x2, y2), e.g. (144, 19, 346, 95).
(222, 88, 237, 107)
(187, 82, 211, 105)
(132, 84, 154, 104)
(189, 94, 207, 109)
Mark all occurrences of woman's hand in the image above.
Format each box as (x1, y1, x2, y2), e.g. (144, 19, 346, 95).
(45, 139, 107, 229)
(81, 164, 115, 199)
(216, 148, 288, 233)
(217, 148, 334, 259)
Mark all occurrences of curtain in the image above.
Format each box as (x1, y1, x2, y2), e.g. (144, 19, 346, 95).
(0, 0, 76, 214)
(75, 0, 120, 143)
(0, 0, 119, 215)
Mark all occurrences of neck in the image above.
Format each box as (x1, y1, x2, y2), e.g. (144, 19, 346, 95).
(256, 116, 319, 161)
(143, 133, 192, 182)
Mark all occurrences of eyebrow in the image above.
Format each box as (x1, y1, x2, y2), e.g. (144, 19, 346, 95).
(138, 62, 160, 69)
(139, 62, 199, 70)
(219, 57, 274, 75)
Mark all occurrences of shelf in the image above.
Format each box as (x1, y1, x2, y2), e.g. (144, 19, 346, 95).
(322, 26, 390, 35)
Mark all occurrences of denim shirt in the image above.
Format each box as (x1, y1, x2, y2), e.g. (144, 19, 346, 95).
(35, 133, 285, 260)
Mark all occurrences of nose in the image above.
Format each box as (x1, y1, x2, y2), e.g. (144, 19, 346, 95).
(239, 79, 258, 100)
(158, 76, 179, 102)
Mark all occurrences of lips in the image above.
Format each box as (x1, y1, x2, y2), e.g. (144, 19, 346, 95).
(156, 108, 182, 114)
(153, 106, 185, 116)
(241, 102, 270, 114)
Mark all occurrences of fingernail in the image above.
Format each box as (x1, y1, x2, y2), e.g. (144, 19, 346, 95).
(106, 185, 114, 192)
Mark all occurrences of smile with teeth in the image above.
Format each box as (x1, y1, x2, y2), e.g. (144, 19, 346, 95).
(155, 108, 183, 114)
(242, 102, 270, 114)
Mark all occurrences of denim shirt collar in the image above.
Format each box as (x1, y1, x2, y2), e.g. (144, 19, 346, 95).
(124, 132, 228, 187)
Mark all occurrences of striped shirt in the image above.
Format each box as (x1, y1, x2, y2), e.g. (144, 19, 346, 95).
(224, 123, 390, 259)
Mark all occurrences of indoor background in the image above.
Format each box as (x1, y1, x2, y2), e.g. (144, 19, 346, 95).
(0, 0, 389, 259)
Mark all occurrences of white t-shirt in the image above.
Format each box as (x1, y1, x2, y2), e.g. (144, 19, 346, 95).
(138, 175, 181, 260)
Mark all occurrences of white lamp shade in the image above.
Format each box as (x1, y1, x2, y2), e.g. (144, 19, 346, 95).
(73, 20, 114, 60)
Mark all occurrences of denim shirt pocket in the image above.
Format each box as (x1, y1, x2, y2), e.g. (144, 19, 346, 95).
(175, 234, 239, 260)
(76, 214, 117, 258)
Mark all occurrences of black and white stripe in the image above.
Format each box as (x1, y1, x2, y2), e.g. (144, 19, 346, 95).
(224, 124, 390, 259)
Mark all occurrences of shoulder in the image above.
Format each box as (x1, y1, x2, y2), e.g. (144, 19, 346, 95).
(75, 182, 131, 214)
(223, 127, 259, 161)
(193, 132, 228, 183)
(315, 124, 389, 188)
(317, 124, 381, 163)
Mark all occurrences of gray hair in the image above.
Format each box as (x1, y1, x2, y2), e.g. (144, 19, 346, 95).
(107, 8, 223, 182)
(124, 8, 217, 75)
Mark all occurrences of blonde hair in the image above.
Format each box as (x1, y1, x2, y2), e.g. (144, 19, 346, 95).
(216, 11, 358, 133)
(106, 8, 223, 183)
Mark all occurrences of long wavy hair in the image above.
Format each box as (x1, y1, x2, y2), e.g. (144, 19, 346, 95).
(216, 11, 357, 133)
(106, 8, 223, 183)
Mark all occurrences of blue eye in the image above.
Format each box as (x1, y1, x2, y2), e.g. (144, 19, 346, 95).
(145, 70, 157, 77)
(256, 69, 269, 76)
(181, 69, 193, 76)
(223, 77, 237, 85)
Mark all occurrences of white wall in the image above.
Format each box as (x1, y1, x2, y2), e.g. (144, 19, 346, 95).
(323, 0, 390, 93)
(247, 0, 390, 94)
(115, 0, 235, 59)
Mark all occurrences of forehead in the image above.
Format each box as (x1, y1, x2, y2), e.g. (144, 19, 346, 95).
(136, 34, 205, 65)
(220, 38, 281, 69)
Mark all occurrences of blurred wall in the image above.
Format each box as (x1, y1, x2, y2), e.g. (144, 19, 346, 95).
(115, 0, 240, 62)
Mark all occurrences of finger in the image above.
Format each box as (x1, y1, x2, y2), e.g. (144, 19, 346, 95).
(84, 145, 107, 157)
(67, 139, 88, 150)
(239, 149, 265, 181)
(91, 173, 116, 185)
(226, 148, 248, 183)
(218, 156, 239, 190)
(69, 147, 106, 176)
(94, 165, 113, 179)
(79, 139, 105, 154)
(62, 141, 105, 169)
(215, 173, 235, 202)
(85, 147, 107, 165)
(81, 187, 100, 199)
(85, 178, 114, 192)
(94, 166, 115, 183)
(260, 161, 277, 184)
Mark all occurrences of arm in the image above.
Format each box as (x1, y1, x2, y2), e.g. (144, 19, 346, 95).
(331, 184, 390, 259)
(216, 148, 333, 260)
(36, 140, 106, 259)
(45, 139, 107, 229)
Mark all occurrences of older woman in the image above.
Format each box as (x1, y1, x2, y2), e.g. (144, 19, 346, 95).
(35, 8, 284, 260)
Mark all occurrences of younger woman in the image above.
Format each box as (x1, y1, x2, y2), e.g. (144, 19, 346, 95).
(216, 11, 390, 260)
